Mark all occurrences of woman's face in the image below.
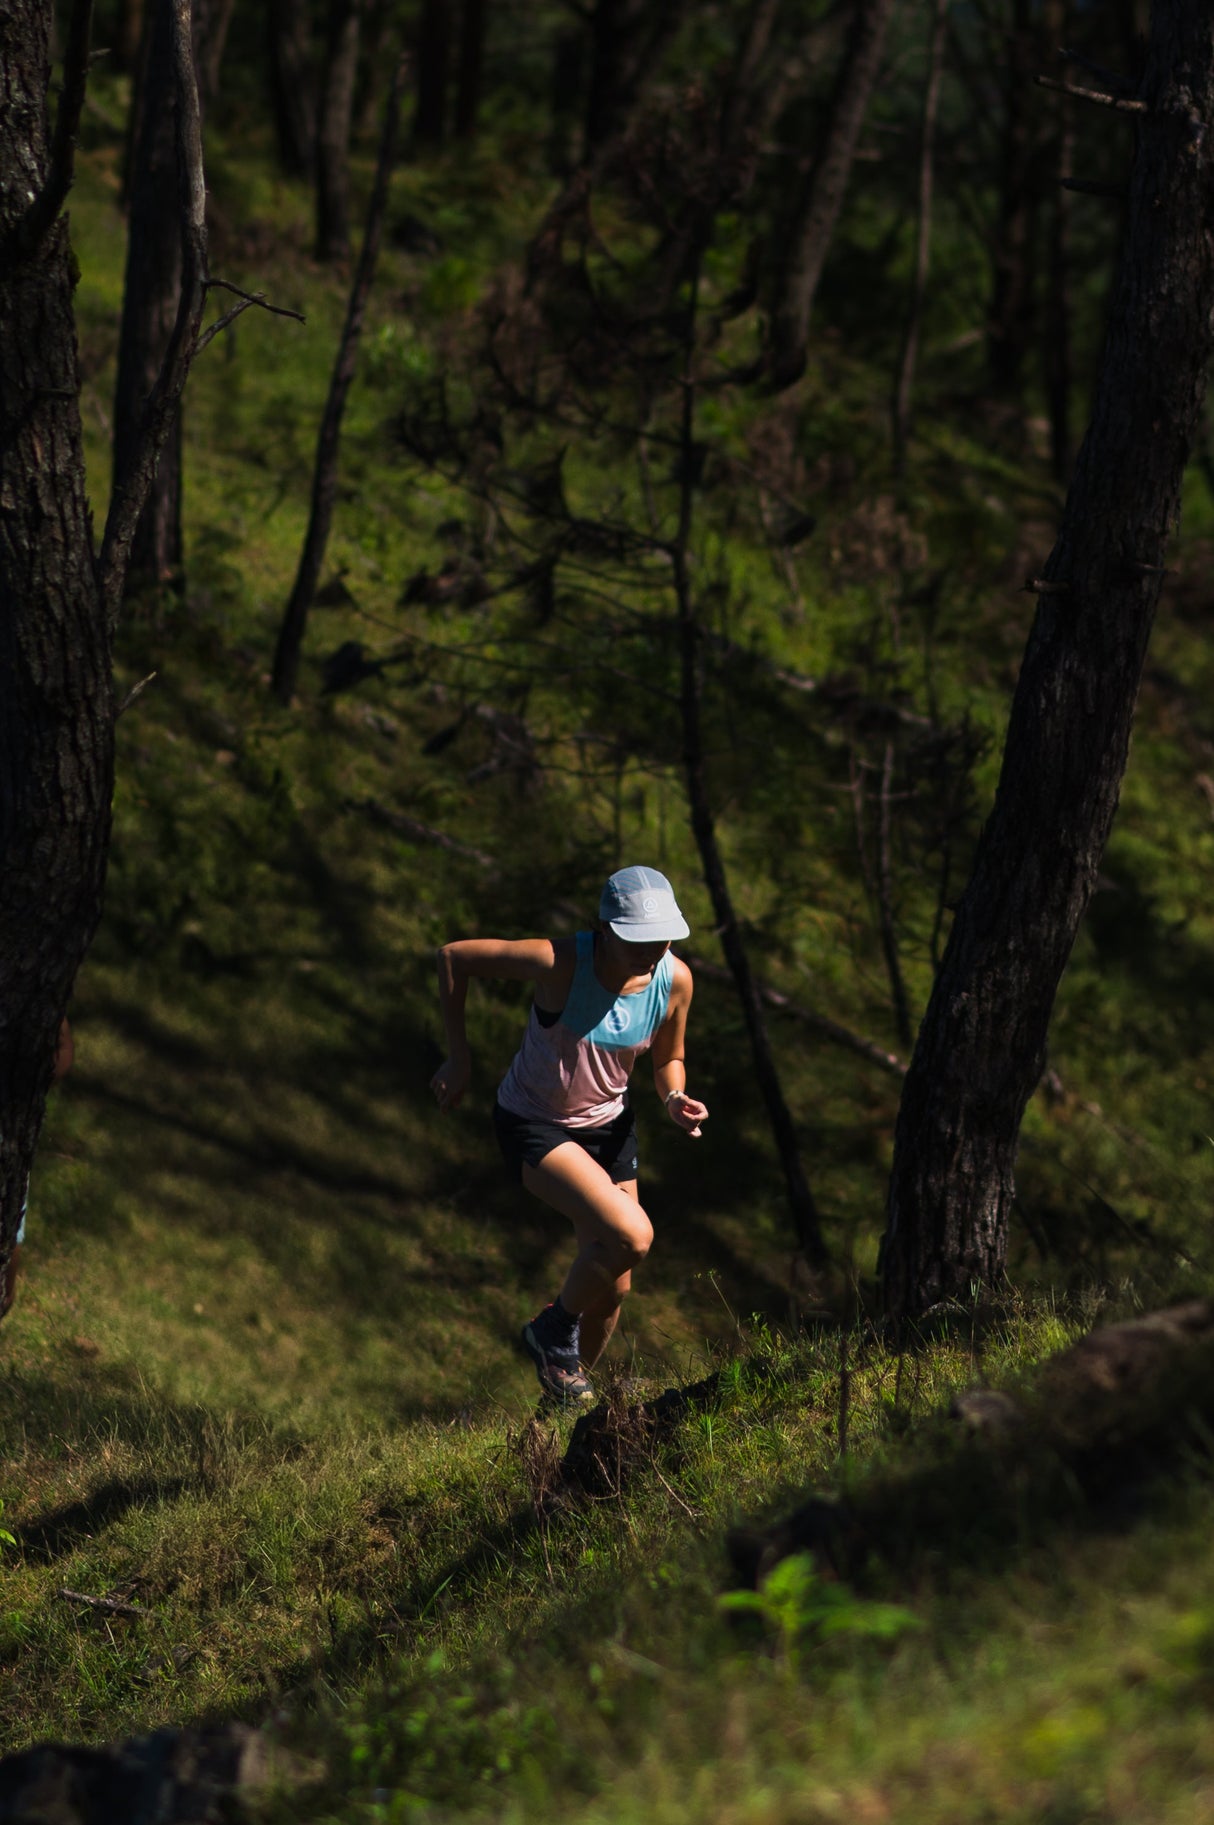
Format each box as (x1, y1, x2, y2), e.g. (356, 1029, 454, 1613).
(601, 928, 671, 975)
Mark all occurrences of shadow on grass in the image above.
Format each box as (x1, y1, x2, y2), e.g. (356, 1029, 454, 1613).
(13, 1477, 193, 1564)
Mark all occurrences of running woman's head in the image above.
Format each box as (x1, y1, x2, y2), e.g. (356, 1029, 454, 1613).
(598, 866, 689, 968)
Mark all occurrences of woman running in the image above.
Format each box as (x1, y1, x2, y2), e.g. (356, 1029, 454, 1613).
(432, 866, 709, 1405)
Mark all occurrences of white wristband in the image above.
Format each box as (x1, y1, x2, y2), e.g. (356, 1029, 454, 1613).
(665, 1088, 688, 1109)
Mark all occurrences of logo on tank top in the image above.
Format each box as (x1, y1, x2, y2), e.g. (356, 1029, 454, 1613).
(605, 1004, 630, 1035)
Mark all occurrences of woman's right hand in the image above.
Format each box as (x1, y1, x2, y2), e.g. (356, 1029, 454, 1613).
(431, 1052, 471, 1112)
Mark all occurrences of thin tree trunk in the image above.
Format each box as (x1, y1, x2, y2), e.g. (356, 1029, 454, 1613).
(892, 0, 948, 477)
(875, 745, 914, 1050)
(987, 0, 1038, 404)
(768, 0, 897, 389)
(413, 0, 450, 146)
(268, 0, 317, 179)
(273, 57, 407, 704)
(116, 0, 144, 70)
(881, 1, 1214, 1322)
(197, 0, 235, 103)
(315, 0, 362, 262)
(1044, 0, 1075, 485)
(455, 0, 487, 139)
(584, 0, 685, 154)
(547, 30, 584, 175)
(674, 258, 828, 1270)
(112, 0, 189, 601)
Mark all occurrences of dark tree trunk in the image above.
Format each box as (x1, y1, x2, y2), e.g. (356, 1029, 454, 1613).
(547, 30, 584, 176)
(268, 0, 317, 179)
(315, 0, 362, 261)
(1043, 0, 1075, 485)
(197, 0, 236, 105)
(115, 0, 145, 70)
(987, 0, 1039, 404)
(413, 0, 450, 147)
(354, 0, 393, 137)
(892, 0, 948, 477)
(584, 0, 684, 153)
(880, 1, 1214, 1322)
(112, 0, 193, 602)
(0, 0, 114, 1295)
(273, 56, 406, 704)
(455, 0, 487, 139)
(768, 0, 897, 389)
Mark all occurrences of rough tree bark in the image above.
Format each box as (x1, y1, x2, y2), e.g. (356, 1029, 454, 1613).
(880, 0, 1214, 1321)
(272, 56, 407, 704)
(112, 0, 192, 599)
(767, 0, 897, 389)
(1, 0, 211, 1310)
(0, 0, 112, 1309)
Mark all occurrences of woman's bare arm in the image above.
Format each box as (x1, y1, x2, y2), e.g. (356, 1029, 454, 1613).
(651, 960, 708, 1138)
(433, 938, 571, 1111)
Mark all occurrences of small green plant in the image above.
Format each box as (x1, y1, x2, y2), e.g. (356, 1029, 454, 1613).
(0, 1501, 16, 1552)
(719, 1553, 920, 1665)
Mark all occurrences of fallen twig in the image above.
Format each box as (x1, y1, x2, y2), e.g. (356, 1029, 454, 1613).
(60, 1588, 150, 1618)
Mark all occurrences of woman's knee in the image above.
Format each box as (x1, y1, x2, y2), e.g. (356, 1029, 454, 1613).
(610, 1201, 652, 1268)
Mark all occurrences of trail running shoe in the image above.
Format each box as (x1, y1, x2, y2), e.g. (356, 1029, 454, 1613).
(521, 1308, 595, 1408)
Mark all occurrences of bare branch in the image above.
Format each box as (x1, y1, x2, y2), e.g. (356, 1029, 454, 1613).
(194, 281, 307, 355)
(1035, 75, 1147, 114)
(1060, 177, 1127, 199)
(348, 800, 500, 873)
(686, 955, 908, 1079)
(116, 671, 158, 717)
(60, 1589, 150, 1618)
(195, 287, 306, 356)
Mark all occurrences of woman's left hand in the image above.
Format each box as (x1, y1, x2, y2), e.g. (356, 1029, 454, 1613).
(667, 1091, 708, 1138)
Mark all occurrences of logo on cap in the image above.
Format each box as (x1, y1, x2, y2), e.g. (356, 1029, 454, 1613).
(642, 895, 658, 915)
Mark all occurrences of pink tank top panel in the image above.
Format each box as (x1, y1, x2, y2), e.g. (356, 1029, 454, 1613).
(497, 931, 674, 1127)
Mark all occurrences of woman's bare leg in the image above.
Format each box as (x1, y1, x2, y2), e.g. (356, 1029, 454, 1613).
(522, 1144, 651, 1366)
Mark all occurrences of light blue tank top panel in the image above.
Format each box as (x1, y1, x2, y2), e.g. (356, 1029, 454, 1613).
(496, 932, 674, 1127)
(562, 930, 673, 1049)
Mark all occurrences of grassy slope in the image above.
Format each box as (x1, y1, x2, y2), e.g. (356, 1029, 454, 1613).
(2, 76, 1214, 1820)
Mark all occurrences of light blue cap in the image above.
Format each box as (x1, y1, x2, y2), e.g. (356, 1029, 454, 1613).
(600, 865, 689, 942)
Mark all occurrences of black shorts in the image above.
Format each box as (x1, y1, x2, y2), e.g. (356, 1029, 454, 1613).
(493, 1100, 639, 1186)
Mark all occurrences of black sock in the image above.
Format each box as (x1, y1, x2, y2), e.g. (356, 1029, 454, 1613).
(549, 1296, 580, 1338)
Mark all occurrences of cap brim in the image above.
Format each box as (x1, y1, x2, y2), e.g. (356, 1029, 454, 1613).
(606, 916, 689, 943)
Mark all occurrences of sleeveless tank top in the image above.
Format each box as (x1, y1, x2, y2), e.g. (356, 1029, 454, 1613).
(497, 931, 674, 1128)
